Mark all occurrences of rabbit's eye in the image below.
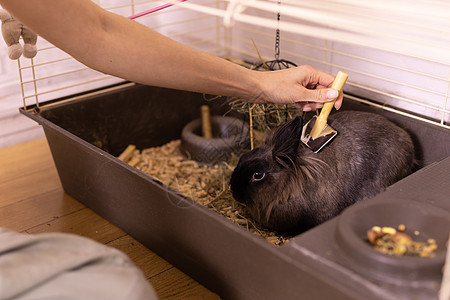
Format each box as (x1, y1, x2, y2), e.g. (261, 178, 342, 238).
(252, 171, 265, 182)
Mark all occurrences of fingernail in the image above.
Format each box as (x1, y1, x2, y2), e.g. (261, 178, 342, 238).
(327, 89, 339, 99)
(302, 106, 312, 112)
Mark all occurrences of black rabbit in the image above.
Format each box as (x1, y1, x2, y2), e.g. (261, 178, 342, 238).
(229, 111, 415, 233)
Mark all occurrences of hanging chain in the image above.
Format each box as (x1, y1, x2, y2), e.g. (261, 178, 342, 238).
(274, 0, 281, 60)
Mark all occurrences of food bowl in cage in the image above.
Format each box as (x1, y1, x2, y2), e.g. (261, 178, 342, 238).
(336, 199, 450, 284)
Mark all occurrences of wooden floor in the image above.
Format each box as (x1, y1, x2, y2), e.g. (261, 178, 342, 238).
(0, 138, 220, 299)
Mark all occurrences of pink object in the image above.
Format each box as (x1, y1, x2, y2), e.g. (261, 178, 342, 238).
(128, 0, 187, 19)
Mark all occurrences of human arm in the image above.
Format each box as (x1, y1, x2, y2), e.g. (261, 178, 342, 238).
(0, 0, 342, 110)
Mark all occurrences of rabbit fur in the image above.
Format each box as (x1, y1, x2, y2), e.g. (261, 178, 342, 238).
(229, 111, 415, 233)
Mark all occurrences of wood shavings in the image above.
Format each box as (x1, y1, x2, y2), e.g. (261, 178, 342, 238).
(128, 140, 288, 246)
(118, 144, 136, 162)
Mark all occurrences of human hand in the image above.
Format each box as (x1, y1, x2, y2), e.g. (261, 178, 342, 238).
(249, 65, 344, 111)
(0, 9, 12, 22)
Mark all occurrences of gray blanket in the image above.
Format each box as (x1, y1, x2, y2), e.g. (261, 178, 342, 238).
(0, 228, 157, 300)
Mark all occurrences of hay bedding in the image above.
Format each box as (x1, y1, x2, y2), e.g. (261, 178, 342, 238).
(128, 139, 289, 246)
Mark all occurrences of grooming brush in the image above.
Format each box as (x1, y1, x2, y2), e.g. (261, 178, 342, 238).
(301, 71, 349, 152)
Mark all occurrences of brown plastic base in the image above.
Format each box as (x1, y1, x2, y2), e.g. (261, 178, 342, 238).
(21, 83, 450, 299)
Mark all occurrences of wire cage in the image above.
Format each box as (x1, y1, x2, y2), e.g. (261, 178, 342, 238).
(17, 0, 228, 109)
(15, 2, 450, 298)
(17, 0, 450, 132)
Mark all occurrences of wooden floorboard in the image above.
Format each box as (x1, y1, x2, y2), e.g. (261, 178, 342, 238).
(106, 235, 173, 279)
(0, 138, 219, 299)
(0, 139, 53, 182)
(0, 166, 61, 207)
(0, 189, 84, 233)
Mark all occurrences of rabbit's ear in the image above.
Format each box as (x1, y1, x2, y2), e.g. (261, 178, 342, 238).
(271, 116, 303, 167)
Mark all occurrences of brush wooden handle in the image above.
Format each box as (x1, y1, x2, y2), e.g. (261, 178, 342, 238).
(309, 71, 349, 139)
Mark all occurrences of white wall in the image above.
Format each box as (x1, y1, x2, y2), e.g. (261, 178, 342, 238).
(0, 41, 45, 148)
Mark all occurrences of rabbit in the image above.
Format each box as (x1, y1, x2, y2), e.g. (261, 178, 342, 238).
(229, 111, 415, 233)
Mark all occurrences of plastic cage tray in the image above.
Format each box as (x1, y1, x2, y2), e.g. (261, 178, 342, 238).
(21, 83, 450, 300)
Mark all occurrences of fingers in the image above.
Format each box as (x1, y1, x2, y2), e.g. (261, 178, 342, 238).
(295, 99, 342, 112)
(334, 96, 343, 110)
(249, 65, 344, 110)
(294, 102, 323, 111)
(301, 65, 335, 89)
(295, 88, 343, 111)
(302, 87, 341, 103)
